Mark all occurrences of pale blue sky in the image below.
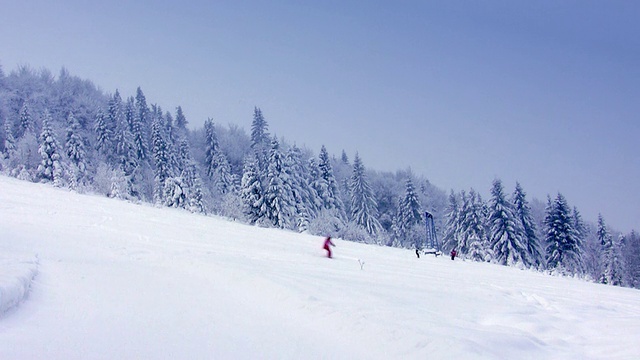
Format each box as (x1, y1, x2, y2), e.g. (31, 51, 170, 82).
(1, 1, 638, 231)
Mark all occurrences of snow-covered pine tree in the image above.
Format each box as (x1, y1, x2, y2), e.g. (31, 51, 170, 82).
(163, 176, 187, 209)
(307, 157, 340, 231)
(250, 107, 269, 148)
(124, 96, 135, 133)
(106, 90, 126, 164)
(212, 151, 236, 195)
(488, 179, 529, 266)
(341, 150, 349, 165)
(154, 115, 188, 208)
(112, 100, 137, 176)
(543, 195, 557, 266)
(318, 145, 346, 219)
(465, 189, 491, 262)
(174, 138, 206, 213)
(612, 234, 627, 285)
(12, 121, 39, 177)
(52, 68, 77, 123)
(598, 214, 624, 285)
(190, 176, 207, 214)
(203, 119, 236, 195)
(623, 230, 640, 288)
(390, 202, 404, 246)
(572, 206, 587, 266)
(395, 177, 422, 248)
(65, 111, 87, 185)
(456, 190, 471, 255)
(3, 121, 16, 159)
(176, 138, 190, 174)
(349, 153, 382, 236)
(611, 234, 629, 286)
(150, 106, 175, 203)
(109, 167, 129, 199)
(164, 111, 176, 147)
(291, 147, 318, 208)
(263, 136, 294, 229)
(545, 193, 583, 274)
(597, 214, 611, 283)
(124, 97, 140, 160)
(285, 145, 317, 231)
(18, 101, 34, 139)
(164, 111, 181, 172)
(204, 118, 219, 179)
(513, 182, 544, 268)
(309, 157, 328, 205)
(133, 87, 149, 161)
(107, 90, 123, 124)
(94, 108, 113, 160)
(597, 213, 608, 248)
(400, 178, 422, 231)
(117, 95, 151, 199)
(37, 109, 64, 187)
(174, 106, 188, 139)
(441, 190, 460, 252)
(182, 161, 206, 214)
(250, 107, 270, 172)
(5, 100, 40, 174)
(240, 152, 264, 224)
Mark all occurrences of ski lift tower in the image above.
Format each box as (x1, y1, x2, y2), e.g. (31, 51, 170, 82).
(424, 211, 441, 254)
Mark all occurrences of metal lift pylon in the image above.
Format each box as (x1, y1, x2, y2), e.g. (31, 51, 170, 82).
(423, 211, 442, 256)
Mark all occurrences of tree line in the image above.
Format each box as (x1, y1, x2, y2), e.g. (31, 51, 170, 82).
(0, 63, 637, 288)
(442, 180, 638, 286)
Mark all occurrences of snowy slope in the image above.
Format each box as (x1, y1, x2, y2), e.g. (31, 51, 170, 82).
(1, 175, 639, 360)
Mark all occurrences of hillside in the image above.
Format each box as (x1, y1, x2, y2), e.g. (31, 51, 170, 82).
(1, 175, 639, 359)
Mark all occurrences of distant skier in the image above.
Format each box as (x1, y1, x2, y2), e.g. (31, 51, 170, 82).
(450, 248, 457, 261)
(323, 236, 335, 258)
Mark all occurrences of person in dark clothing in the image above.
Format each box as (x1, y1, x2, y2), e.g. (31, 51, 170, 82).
(450, 248, 457, 260)
(323, 236, 335, 258)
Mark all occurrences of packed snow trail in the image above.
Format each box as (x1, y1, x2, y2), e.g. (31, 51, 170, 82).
(1, 176, 639, 359)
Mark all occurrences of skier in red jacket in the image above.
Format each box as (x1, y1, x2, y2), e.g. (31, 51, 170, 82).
(450, 248, 457, 260)
(323, 236, 335, 258)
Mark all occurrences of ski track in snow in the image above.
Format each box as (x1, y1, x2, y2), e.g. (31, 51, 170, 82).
(1, 175, 640, 359)
(0, 254, 38, 316)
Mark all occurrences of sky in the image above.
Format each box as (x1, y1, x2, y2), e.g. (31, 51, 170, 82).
(1, 0, 638, 231)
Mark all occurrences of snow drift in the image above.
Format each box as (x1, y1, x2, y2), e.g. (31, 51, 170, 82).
(0, 255, 38, 315)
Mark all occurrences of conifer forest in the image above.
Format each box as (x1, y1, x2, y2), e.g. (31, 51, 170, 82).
(1, 64, 638, 288)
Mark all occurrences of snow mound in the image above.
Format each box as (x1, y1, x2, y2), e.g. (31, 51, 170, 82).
(0, 254, 39, 315)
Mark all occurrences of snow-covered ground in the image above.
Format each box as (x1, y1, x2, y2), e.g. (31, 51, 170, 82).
(1, 175, 639, 359)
